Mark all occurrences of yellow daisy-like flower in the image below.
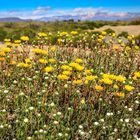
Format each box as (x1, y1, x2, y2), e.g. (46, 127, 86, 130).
(39, 58, 48, 64)
(48, 58, 56, 63)
(115, 92, 125, 98)
(124, 85, 134, 92)
(0, 51, 5, 56)
(95, 85, 104, 91)
(62, 71, 72, 76)
(44, 66, 54, 73)
(101, 78, 113, 85)
(0, 57, 5, 61)
(61, 65, 72, 71)
(25, 58, 32, 64)
(2, 47, 11, 53)
(71, 31, 78, 35)
(58, 74, 69, 80)
(113, 84, 119, 89)
(75, 58, 83, 63)
(20, 36, 29, 41)
(80, 98, 85, 105)
(38, 32, 47, 37)
(85, 69, 92, 75)
(73, 79, 82, 85)
(10, 60, 16, 65)
(115, 75, 126, 82)
(85, 75, 97, 81)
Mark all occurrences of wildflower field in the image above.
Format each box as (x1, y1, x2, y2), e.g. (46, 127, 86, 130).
(0, 31, 140, 140)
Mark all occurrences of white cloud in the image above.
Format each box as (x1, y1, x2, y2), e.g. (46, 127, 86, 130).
(0, 7, 139, 20)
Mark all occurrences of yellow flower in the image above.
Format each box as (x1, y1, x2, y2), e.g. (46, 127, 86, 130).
(0, 51, 5, 56)
(58, 74, 69, 80)
(4, 38, 11, 42)
(62, 71, 72, 76)
(124, 85, 134, 91)
(38, 32, 47, 37)
(80, 98, 85, 104)
(132, 76, 138, 81)
(14, 40, 21, 44)
(50, 46, 57, 51)
(61, 65, 72, 71)
(75, 58, 83, 63)
(0, 57, 5, 61)
(127, 35, 133, 41)
(113, 46, 119, 50)
(75, 65, 84, 71)
(101, 31, 107, 36)
(2, 47, 11, 53)
(116, 92, 125, 98)
(32, 49, 48, 55)
(20, 36, 29, 41)
(95, 85, 104, 91)
(113, 84, 119, 89)
(25, 58, 31, 64)
(71, 31, 78, 35)
(10, 60, 16, 65)
(126, 46, 131, 51)
(85, 75, 97, 81)
(48, 58, 56, 63)
(85, 69, 91, 75)
(39, 58, 48, 64)
(44, 66, 54, 73)
(5, 42, 12, 46)
(134, 45, 139, 50)
(17, 62, 31, 68)
(73, 79, 82, 85)
(60, 32, 68, 36)
(134, 72, 140, 78)
(101, 78, 113, 85)
(115, 75, 126, 82)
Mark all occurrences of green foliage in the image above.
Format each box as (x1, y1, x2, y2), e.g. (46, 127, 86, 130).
(118, 31, 129, 38)
(0, 28, 7, 41)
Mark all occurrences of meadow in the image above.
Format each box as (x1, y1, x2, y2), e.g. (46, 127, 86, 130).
(0, 30, 140, 140)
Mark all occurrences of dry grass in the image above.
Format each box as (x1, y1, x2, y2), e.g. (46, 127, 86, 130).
(94, 25, 140, 35)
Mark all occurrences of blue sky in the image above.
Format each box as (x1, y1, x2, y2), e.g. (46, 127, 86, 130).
(0, 0, 140, 10)
(0, 0, 140, 20)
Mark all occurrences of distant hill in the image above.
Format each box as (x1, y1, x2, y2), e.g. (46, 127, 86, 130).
(0, 17, 25, 22)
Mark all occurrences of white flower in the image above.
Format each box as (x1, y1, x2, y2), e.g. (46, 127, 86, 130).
(135, 100, 139, 104)
(19, 92, 25, 96)
(79, 125, 83, 129)
(53, 121, 58, 125)
(57, 112, 62, 116)
(125, 119, 129, 123)
(37, 113, 41, 117)
(128, 108, 132, 112)
(54, 92, 59, 95)
(39, 129, 43, 133)
(58, 133, 63, 137)
(24, 118, 29, 123)
(42, 90, 46, 93)
(4, 90, 9, 94)
(106, 113, 111, 116)
(65, 133, 68, 137)
(29, 107, 34, 111)
(0, 125, 4, 129)
(50, 102, 55, 107)
(120, 119, 123, 122)
(94, 122, 99, 126)
(100, 119, 104, 122)
(64, 84, 68, 88)
(27, 137, 32, 140)
(80, 131, 85, 135)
